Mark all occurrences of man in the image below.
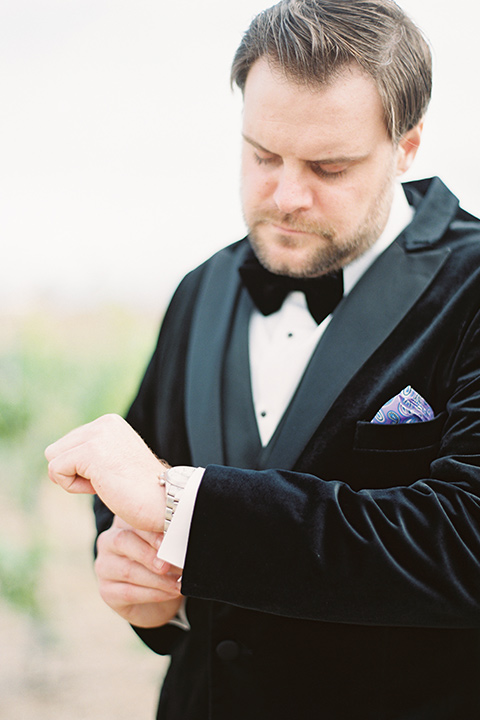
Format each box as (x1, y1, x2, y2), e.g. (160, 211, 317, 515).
(46, 0, 480, 717)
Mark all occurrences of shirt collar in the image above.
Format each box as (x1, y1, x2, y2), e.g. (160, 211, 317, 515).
(343, 183, 414, 296)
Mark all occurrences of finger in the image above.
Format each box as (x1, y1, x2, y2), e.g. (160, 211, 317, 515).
(47, 465, 95, 494)
(153, 557, 183, 580)
(47, 451, 95, 494)
(100, 520, 182, 580)
(44, 415, 125, 468)
(44, 420, 92, 461)
(95, 553, 182, 595)
(99, 580, 181, 608)
(46, 415, 147, 462)
(99, 522, 166, 575)
(113, 516, 163, 551)
(136, 529, 164, 550)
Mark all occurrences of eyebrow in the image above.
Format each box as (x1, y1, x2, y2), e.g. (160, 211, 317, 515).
(242, 133, 368, 166)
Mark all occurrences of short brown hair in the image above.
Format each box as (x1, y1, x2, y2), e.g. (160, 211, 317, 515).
(231, 0, 432, 142)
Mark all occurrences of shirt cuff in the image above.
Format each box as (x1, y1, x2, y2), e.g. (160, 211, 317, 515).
(157, 466, 205, 569)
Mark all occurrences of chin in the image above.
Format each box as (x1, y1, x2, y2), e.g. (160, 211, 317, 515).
(251, 240, 330, 278)
(260, 248, 312, 277)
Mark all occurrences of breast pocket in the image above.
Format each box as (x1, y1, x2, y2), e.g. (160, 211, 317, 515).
(351, 412, 447, 488)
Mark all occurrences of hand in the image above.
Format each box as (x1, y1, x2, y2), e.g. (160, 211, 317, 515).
(95, 516, 183, 628)
(45, 414, 167, 532)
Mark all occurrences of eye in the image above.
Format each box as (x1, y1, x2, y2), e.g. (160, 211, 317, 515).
(253, 152, 279, 167)
(310, 163, 348, 180)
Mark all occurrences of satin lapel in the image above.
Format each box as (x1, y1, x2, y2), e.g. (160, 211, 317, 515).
(185, 243, 250, 466)
(259, 241, 451, 470)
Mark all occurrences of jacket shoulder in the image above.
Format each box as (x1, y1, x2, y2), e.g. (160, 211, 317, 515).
(402, 177, 480, 255)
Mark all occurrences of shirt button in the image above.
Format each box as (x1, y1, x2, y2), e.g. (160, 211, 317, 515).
(260, 411, 267, 418)
(216, 640, 241, 661)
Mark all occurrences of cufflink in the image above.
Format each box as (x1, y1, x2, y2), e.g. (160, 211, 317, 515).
(159, 466, 196, 533)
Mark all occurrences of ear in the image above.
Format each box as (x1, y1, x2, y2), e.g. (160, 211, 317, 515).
(395, 121, 424, 176)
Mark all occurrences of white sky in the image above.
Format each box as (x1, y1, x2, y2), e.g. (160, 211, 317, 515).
(1, 0, 479, 312)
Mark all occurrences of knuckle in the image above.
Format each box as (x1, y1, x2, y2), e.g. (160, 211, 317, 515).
(97, 527, 119, 556)
(97, 580, 114, 605)
(96, 530, 109, 552)
(111, 527, 128, 553)
(118, 583, 137, 605)
(99, 579, 136, 609)
(110, 530, 122, 551)
(119, 559, 135, 583)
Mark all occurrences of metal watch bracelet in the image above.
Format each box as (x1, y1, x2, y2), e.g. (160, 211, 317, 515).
(159, 465, 197, 533)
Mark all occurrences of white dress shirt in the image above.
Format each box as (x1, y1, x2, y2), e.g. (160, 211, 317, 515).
(159, 183, 414, 569)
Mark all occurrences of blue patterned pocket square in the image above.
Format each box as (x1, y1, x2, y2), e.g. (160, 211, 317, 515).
(371, 386, 434, 425)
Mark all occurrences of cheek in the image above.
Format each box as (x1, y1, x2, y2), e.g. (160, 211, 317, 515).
(318, 184, 357, 219)
(317, 183, 376, 234)
(241, 167, 274, 209)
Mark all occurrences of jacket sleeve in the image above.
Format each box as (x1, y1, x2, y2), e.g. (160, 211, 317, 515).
(181, 305, 480, 629)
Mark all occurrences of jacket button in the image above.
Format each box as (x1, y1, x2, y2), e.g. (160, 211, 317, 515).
(215, 640, 240, 661)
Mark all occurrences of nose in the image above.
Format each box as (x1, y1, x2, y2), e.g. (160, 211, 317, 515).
(273, 166, 314, 214)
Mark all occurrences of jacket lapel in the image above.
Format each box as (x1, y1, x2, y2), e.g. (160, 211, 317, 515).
(185, 242, 249, 466)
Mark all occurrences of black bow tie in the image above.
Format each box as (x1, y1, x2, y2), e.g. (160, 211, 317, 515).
(239, 249, 343, 325)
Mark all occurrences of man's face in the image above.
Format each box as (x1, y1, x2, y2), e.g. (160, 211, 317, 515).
(241, 58, 421, 278)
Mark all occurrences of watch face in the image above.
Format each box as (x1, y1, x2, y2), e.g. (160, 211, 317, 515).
(167, 466, 196, 488)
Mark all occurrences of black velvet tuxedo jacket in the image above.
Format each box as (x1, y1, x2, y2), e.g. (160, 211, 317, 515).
(95, 177, 480, 719)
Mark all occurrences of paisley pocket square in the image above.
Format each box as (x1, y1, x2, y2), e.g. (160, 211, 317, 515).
(371, 386, 434, 425)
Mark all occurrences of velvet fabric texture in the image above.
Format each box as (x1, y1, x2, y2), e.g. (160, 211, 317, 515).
(95, 178, 480, 719)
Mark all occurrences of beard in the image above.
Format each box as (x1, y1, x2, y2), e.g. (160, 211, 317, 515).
(244, 173, 396, 279)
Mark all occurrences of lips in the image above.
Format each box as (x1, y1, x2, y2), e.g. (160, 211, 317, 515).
(271, 223, 308, 235)
(251, 214, 330, 239)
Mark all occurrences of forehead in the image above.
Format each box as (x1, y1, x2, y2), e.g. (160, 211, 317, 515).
(242, 58, 389, 159)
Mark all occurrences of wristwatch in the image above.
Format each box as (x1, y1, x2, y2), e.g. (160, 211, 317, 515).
(159, 465, 197, 533)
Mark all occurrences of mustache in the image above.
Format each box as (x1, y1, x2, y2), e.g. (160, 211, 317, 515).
(251, 212, 335, 240)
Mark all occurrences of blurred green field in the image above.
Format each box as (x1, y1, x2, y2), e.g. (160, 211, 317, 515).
(0, 304, 160, 617)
